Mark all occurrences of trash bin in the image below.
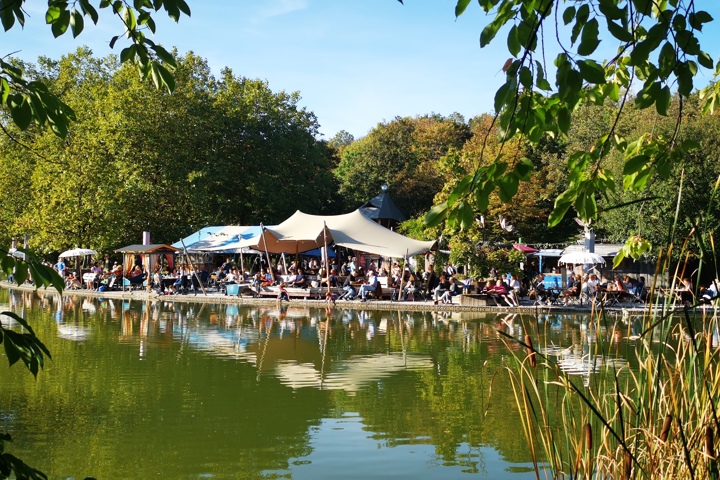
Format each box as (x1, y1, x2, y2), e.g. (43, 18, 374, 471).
(226, 283, 240, 296)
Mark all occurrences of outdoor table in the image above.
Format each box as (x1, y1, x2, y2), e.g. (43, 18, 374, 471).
(161, 277, 178, 291)
(601, 289, 624, 306)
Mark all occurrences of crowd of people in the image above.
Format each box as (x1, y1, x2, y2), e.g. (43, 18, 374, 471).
(41, 251, 720, 308)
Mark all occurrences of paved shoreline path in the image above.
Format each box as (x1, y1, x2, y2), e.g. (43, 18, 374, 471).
(1, 281, 669, 315)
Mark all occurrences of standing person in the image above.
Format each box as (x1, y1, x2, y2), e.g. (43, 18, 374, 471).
(54, 258, 67, 279)
(347, 257, 358, 274)
(423, 264, 439, 299)
(445, 262, 457, 277)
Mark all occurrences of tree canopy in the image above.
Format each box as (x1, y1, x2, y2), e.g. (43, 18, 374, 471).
(0, 48, 337, 253)
(425, 0, 720, 264)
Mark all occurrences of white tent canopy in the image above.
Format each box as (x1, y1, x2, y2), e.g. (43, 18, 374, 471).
(201, 226, 269, 254)
(181, 226, 253, 252)
(256, 210, 436, 258)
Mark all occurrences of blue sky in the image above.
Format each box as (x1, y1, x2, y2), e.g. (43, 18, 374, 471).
(5, 1, 720, 140)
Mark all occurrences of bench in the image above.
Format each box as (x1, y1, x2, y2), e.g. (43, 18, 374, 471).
(254, 285, 313, 300)
(459, 293, 499, 307)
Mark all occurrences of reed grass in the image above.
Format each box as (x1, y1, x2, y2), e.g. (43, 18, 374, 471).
(495, 176, 720, 479)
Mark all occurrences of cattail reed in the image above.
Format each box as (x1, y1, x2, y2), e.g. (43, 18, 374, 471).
(706, 426, 715, 459)
(585, 423, 592, 451)
(525, 334, 536, 368)
(623, 451, 632, 480)
(660, 415, 672, 443)
(707, 426, 719, 478)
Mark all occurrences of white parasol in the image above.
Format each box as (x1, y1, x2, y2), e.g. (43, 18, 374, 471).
(59, 248, 98, 258)
(8, 248, 26, 260)
(558, 251, 606, 265)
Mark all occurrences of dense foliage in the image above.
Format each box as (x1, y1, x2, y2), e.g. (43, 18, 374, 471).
(425, 0, 720, 267)
(0, 49, 337, 253)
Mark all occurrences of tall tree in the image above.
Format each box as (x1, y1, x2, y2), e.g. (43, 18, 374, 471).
(335, 115, 471, 217)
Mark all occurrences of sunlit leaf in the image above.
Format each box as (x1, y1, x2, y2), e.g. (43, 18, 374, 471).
(424, 202, 448, 227)
(455, 0, 471, 18)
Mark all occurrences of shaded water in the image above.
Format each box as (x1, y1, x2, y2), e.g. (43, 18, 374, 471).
(0, 289, 648, 479)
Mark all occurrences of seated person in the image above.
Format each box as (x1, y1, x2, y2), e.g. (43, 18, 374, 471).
(432, 274, 451, 305)
(448, 277, 461, 296)
(487, 279, 518, 307)
(66, 272, 81, 289)
(129, 265, 143, 278)
(584, 274, 599, 297)
(358, 271, 379, 302)
(700, 280, 719, 304)
(532, 273, 548, 296)
(633, 276, 646, 297)
(401, 272, 418, 301)
(677, 277, 695, 305)
(608, 275, 626, 292)
(462, 277, 474, 294)
(341, 270, 359, 299)
(563, 273, 580, 303)
(224, 269, 237, 284)
(260, 269, 274, 287)
(291, 268, 307, 288)
(328, 269, 339, 288)
(128, 266, 146, 285)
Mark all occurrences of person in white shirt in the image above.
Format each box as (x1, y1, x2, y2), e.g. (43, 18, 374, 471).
(358, 271, 378, 302)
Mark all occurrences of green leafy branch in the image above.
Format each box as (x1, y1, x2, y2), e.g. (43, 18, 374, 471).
(0, 248, 61, 479)
(1, 0, 190, 138)
(426, 0, 717, 240)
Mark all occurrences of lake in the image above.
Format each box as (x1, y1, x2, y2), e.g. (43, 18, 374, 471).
(0, 288, 643, 479)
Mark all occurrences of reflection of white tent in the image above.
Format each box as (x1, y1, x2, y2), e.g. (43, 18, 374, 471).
(56, 324, 92, 341)
(274, 353, 434, 392)
(256, 210, 436, 257)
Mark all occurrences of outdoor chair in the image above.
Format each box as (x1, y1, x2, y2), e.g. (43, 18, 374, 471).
(532, 285, 560, 306)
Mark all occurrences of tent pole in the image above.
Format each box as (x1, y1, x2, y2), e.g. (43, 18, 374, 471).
(261, 224, 274, 283)
(397, 249, 408, 301)
(181, 239, 207, 296)
(323, 223, 330, 296)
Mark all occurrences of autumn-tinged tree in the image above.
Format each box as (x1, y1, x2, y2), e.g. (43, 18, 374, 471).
(335, 114, 471, 217)
(428, 0, 720, 265)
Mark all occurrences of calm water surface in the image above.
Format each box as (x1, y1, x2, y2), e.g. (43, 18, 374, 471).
(0, 289, 643, 479)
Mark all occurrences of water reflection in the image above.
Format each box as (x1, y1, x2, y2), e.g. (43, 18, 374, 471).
(1, 289, 709, 479)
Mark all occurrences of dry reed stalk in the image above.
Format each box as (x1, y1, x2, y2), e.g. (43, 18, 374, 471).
(524, 334, 536, 368)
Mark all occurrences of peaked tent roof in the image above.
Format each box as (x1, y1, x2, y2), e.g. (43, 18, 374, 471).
(255, 210, 435, 257)
(172, 226, 225, 250)
(176, 226, 253, 252)
(201, 226, 268, 254)
(563, 243, 623, 257)
(358, 191, 407, 222)
(115, 244, 180, 254)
